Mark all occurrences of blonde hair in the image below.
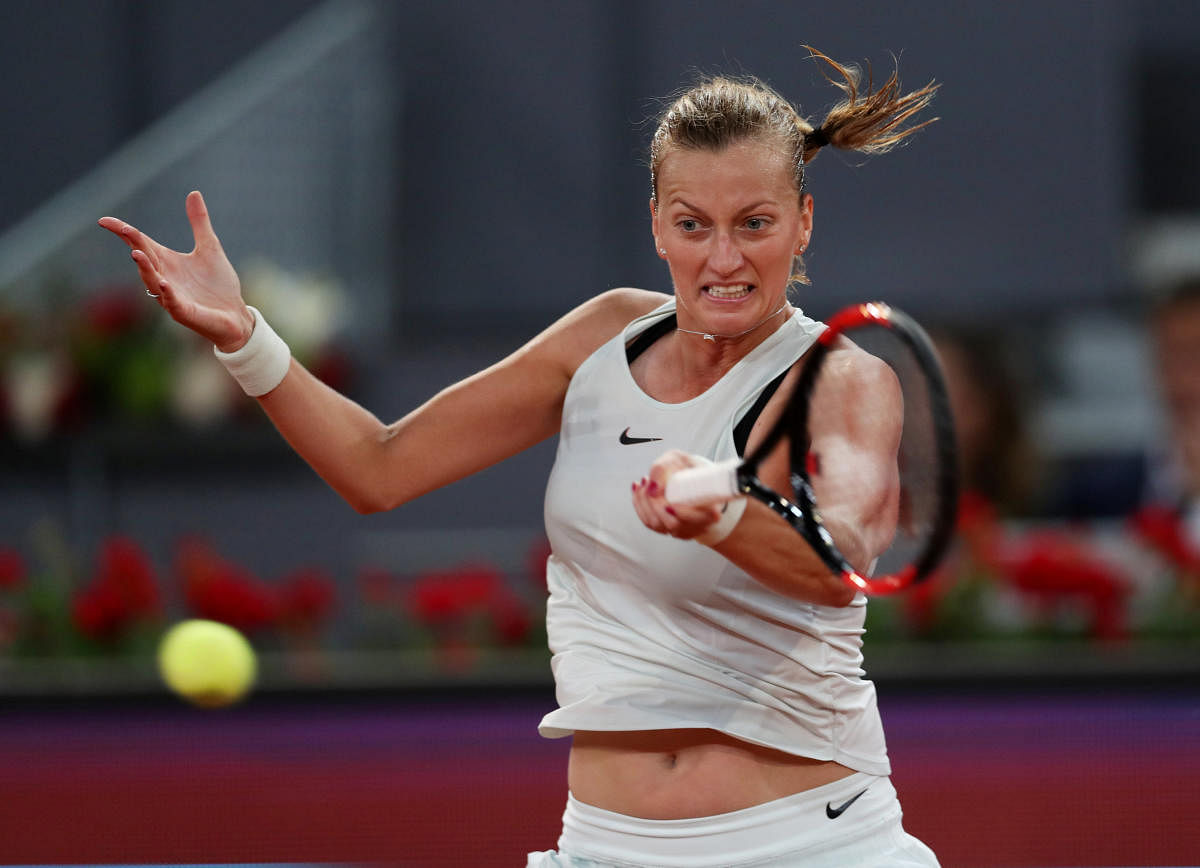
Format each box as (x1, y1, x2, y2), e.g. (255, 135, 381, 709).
(649, 47, 939, 285)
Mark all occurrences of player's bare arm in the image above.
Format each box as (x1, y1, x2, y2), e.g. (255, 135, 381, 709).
(100, 192, 667, 514)
(260, 286, 666, 513)
(640, 341, 901, 607)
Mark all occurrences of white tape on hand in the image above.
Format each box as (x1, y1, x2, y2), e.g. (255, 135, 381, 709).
(695, 495, 747, 546)
(212, 306, 291, 397)
(664, 457, 740, 506)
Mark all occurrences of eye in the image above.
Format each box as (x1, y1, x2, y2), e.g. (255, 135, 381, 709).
(745, 216, 769, 231)
(678, 218, 700, 232)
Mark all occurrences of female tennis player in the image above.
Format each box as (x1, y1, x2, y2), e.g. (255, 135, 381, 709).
(100, 48, 939, 866)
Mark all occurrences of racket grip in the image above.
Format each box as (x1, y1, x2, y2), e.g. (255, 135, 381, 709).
(664, 458, 741, 506)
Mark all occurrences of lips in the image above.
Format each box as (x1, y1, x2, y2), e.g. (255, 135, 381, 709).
(704, 283, 752, 300)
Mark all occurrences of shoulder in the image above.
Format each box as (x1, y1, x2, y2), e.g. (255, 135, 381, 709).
(809, 336, 903, 442)
(758, 323, 897, 405)
(754, 333, 900, 447)
(526, 287, 670, 376)
(577, 287, 671, 333)
(821, 336, 900, 394)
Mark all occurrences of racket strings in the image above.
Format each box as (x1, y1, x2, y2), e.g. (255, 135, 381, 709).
(855, 325, 947, 579)
(796, 318, 955, 590)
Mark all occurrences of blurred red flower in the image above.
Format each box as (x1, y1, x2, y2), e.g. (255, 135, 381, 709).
(903, 565, 946, 636)
(174, 536, 278, 634)
(72, 580, 129, 642)
(71, 536, 162, 642)
(0, 547, 25, 591)
(278, 567, 337, 630)
(526, 537, 552, 591)
(489, 594, 533, 646)
(903, 490, 995, 635)
(992, 530, 1131, 640)
(1129, 504, 1200, 577)
(102, 536, 160, 616)
(407, 563, 532, 647)
(80, 286, 148, 338)
(408, 564, 502, 624)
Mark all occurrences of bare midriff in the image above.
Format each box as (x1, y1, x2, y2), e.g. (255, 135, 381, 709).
(568, 728, 856, 820)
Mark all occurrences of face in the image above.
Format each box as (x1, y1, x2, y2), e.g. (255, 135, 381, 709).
(651, 138, 812, 338)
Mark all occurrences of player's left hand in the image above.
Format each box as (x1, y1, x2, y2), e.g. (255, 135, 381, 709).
(98, 191, 253, 352)
(632, 449, 723, 540)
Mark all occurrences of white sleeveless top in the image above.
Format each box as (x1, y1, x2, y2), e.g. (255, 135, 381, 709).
(539, 300, 890, 776)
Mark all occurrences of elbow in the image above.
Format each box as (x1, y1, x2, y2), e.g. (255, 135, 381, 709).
(823, 580, 859, 608)
(333, 444, 405, 515)
(349, 489, 404, 515)
(342, 483, 397, 516)
(350, 497, 385, 516)
(766, 569, 858, 607)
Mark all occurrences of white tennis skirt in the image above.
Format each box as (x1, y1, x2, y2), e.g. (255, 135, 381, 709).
(526, 772, 939, 868)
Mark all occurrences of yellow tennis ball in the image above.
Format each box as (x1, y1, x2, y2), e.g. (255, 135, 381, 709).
(157, 619, 257, 708)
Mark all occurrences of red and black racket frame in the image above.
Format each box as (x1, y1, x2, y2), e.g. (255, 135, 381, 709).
(736, 302, 960, 595)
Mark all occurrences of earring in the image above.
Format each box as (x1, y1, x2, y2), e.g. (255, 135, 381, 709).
(659, 248, 667, 256)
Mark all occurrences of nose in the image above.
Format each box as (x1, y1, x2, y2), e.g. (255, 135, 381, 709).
(708, 230, 744, 276)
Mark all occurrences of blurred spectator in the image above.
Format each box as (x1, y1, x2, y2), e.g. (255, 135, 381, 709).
(1143, 276, 1200, 547)
(896, 327, 1038, 639)
(932, 327, 1041, 517)
(895, 329, 1139, 642)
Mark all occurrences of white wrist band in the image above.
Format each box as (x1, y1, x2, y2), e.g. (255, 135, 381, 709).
(213, 306, 291, 397)
(695, 495, 747, 546)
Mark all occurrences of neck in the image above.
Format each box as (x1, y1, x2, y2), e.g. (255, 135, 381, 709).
(675, 299, 791, 342)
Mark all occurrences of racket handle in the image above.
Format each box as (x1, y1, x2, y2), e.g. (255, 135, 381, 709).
(664, 458, 741, 506)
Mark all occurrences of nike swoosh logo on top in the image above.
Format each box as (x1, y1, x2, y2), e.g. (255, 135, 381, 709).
(825, 788, 868, 819)
(619, 427, 663, 445)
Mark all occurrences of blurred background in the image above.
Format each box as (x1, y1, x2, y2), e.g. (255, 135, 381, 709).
(1, 1, 1198, 866)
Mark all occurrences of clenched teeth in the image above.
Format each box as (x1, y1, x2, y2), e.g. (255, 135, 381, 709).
(705, 284, 752, 299)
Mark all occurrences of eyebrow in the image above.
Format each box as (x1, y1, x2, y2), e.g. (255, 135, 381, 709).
(666, 197, 777, 216)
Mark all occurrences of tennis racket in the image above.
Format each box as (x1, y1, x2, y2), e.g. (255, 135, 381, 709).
(665, 301, 958, 594)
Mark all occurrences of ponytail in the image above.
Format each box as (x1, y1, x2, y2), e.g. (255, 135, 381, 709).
(797, 46, 939, 168)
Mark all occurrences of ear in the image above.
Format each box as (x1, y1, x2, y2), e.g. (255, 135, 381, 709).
(650, 198, 666, 259)
(795, 193, 815, 254)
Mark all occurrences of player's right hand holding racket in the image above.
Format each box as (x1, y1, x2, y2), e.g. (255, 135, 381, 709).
(666, 302, 958, 595)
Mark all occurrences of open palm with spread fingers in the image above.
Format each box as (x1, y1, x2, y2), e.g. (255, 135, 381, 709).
(98, 191, 254, 353)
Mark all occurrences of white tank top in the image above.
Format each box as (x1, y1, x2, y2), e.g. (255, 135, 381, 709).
(539, 300, 890, 776)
